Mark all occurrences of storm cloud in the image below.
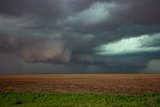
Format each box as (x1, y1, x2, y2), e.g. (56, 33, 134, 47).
(0, 0, 160, 73)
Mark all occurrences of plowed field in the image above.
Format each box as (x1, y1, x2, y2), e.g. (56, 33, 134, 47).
(0, 74, 160, 93)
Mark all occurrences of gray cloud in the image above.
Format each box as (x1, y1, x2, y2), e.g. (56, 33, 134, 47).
(0, 35, 71, 64)
(61, 2, 119, 26)
(19, 41, 71, 63)
(145, 59, 160, 73)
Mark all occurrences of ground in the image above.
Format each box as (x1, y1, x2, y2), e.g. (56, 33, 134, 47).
(0, 74, 160, 93)
(0, 74, 160, 107)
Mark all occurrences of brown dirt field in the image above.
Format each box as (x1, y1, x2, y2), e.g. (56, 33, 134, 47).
(0, 74, 160, 94)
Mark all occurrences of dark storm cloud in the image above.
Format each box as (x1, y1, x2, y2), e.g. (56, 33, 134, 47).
(0, 0, 160, 73)
(0, 34, 71, 63)
(0, 0, 61, 16)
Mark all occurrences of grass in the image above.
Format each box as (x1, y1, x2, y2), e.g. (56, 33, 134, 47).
(0, 92, 160, 107)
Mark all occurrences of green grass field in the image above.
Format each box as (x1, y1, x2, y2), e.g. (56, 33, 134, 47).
(0, 92, 160, 107)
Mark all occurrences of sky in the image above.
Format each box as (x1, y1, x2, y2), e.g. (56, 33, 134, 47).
(0, 0, 160, 74)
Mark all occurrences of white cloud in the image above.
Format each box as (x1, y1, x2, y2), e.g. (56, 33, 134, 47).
(96, 33, 160, 55)
(63, 2, 117, 25)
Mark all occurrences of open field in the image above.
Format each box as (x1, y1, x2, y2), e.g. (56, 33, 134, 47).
(0, 74, 160, 93)
(0, 92, 160, 107)
(0, 74, 160, 107)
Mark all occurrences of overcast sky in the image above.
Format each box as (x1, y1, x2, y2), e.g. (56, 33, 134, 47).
(0, 0, 160, 74)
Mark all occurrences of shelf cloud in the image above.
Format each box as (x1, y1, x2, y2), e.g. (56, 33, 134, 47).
(97, 33, 160, 55)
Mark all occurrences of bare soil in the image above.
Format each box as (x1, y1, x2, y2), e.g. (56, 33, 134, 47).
(0, 74, 160, 93)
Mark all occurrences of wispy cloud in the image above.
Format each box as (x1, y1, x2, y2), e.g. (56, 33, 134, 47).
(61, 2, 118, 26)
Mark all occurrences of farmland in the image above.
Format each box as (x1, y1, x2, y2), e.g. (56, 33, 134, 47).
(0, 74, 160, 107)
(0, 74, 160, 93)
